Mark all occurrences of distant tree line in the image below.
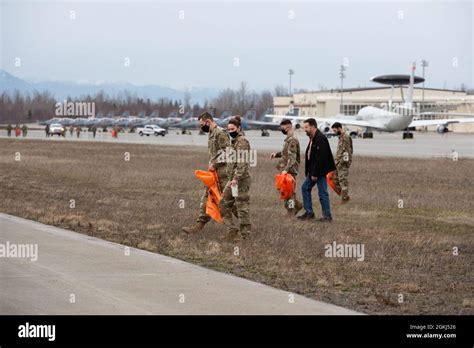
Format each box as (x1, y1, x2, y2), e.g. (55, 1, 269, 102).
(2, 80, 471, 124)
(1, 90, 57, 124)
(0, 90, 201, 124)
(0, 82, 291, 124)
(211, 82, 278, 118)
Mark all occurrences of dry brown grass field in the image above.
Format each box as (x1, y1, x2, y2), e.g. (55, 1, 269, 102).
(0, 138, 473, 314)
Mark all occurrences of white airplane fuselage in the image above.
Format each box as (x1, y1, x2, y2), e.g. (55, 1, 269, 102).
(356, 106, 414, 132)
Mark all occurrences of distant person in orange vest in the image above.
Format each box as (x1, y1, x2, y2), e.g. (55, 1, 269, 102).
(21, 125, 28, 137)
(15, 124, 20, 137)
(6, 124, 12, 137)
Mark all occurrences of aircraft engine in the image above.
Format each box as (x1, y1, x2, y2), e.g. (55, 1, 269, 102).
(318, 122, 331, 133)
(437, 125, 449, 134)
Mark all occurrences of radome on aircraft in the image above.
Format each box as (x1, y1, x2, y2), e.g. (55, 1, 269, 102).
(266, 63, 474, 139)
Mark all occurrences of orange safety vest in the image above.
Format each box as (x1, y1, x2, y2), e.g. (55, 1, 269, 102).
(275, 173, 295, 200)
(194, 170, 223, 223)
(326, 171, 341, 195)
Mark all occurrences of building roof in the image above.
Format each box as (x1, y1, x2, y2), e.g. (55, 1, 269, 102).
(296, 86, 466, 94)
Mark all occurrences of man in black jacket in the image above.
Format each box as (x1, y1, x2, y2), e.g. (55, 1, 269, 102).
(298, 118, 336, 221)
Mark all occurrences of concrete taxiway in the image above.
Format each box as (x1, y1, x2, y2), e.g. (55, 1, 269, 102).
(1, 129, 473, 159)
(0, 213, 360, 315)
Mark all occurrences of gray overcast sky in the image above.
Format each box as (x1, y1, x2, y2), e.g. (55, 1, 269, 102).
(1, 0, 473, 90)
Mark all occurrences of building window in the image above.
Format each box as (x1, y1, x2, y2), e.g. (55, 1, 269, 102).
(286, 107, 300, 116)
(340, 104, 367, 115)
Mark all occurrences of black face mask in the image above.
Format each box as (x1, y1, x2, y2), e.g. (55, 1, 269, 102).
(229, 131, 238, 138)
(201, 124, 210, 133)
(281, 128, 288, 135)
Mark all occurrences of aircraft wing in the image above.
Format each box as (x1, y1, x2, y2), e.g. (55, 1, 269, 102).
(409, 118, 474, 127)
(264, 114, 306, 121)
(418, 112, 474, 117)
(316, 117, 374, 129)
(265, 114, 376, 129)
(244, 119, 281, 130)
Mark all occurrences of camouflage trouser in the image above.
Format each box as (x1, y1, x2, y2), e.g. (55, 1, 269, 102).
(284, 173, 300, 211)
(333, 164, 350, 200)
(197, 166, 228, 224)
(219, 176, 251, 231)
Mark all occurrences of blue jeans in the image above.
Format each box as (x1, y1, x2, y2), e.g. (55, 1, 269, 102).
(301, 175, 332, 218)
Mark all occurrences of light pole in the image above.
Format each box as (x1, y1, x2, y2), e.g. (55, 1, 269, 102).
(420, 59, 428, 105)
(288, 69, 294, 95)
(339, 65, 346, 114)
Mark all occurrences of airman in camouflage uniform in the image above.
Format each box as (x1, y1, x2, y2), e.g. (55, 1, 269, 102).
(271, 119, 303, 216)
(220, 116, 251, 242)
(21, 125, 28, 137)
(182, 112, 230, 234)
(331, 122, 353, 203)
(6, 124, 12, 137)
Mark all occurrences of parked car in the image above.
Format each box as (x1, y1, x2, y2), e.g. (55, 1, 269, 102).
(49, 123, 65, 136)
(137, 125, 167, 137)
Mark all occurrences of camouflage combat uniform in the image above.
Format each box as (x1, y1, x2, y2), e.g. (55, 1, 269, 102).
(274, 132, 302, 213)
(219, 132, 251, 236)
(197, 126, 230, 224)
(333, 132, 353, 201)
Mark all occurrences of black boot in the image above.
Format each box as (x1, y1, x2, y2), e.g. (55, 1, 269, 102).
(297, 212, 315, 220)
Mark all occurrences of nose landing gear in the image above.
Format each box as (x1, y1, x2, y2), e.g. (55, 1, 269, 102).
(362, 132, 373, 139)
(402, 129, 414, 139)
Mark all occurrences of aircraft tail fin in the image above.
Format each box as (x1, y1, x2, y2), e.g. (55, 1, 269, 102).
(405, 62, 416, 108)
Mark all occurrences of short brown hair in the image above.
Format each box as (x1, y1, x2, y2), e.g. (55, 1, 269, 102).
(280, 119, 292, 126)
(304, 118, 317, 127)
(198, 112, 213, 121)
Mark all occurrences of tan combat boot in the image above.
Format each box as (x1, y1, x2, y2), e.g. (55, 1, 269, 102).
(221, 227, 241, 242)
(294, 200, 303, 215)
(287, 200, 303, 217)
(182, 222, 205, 234)
(340, 196, 350, 204)
(240, 225, 251, 240)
